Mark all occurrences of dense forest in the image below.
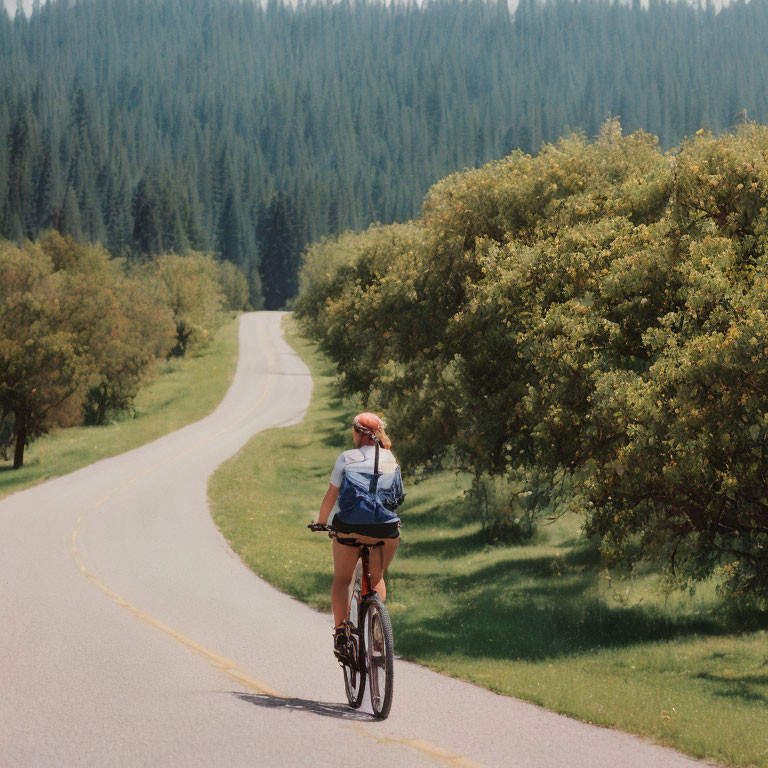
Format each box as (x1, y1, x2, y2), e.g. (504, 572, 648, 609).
(297, 121, 768, 603)
(2, 0, 768, 306)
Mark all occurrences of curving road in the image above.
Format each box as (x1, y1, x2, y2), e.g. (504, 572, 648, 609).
(0, 312, 713, 767)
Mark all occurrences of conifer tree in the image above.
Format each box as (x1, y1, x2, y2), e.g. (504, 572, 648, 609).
(132, 176, 161, 255)
(2, 0, 768, 302)
(258, 192, 305, 310)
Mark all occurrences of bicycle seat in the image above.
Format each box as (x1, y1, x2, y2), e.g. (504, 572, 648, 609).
(334, 534, 386, 549)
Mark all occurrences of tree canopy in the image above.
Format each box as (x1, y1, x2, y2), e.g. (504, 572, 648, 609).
(297, 121, 768, 604)
(0, 232, 241, 467)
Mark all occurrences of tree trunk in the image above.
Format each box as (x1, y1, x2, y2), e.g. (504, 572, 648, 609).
(13, 409, 26, 469)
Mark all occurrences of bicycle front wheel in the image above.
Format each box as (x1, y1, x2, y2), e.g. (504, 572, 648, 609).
(363, 595, 394, 719)
(343, 564, 366, 708)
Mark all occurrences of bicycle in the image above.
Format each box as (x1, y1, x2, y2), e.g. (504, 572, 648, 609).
(308, 522, 395, 719)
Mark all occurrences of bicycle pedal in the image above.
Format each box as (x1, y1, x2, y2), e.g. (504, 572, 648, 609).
(335, 651, 355, 666)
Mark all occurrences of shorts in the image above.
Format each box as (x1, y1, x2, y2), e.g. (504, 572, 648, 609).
(331, 518, 400, 539)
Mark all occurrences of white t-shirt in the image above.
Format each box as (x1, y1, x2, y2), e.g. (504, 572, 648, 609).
(329, 444, 398, 488)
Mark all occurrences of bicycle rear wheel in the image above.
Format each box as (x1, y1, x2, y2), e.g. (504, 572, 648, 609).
(363, 595, 394, 719)
(343, 563, 366, 708)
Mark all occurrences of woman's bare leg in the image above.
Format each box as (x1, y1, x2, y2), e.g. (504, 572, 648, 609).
(331, 539, 362, 626)
(367, 539, 399, 601)
(331, 536, 400, 624)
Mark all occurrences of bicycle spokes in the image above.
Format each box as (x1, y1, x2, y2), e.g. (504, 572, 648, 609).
(365, 597, 394, 719)
(342, 582, 366, 709)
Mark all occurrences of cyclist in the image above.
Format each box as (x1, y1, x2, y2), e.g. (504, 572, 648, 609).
(313, 412, 404, 658)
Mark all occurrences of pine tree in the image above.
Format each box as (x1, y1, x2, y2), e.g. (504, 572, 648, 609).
(217, 189, 245, 267)
(257, 192, 305, 310)
(132, 176, 161, 255)
(34, 133, 61, 231)
(1, 0, 768, 300)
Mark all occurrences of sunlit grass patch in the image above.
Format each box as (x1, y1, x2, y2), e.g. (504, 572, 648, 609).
(0, 315, 240, 500)
(210, 315, 768, 768)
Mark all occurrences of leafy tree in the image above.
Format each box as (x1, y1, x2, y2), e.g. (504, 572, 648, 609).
(149, 251, 225, 357)
(216, 259, 250, 312)
(0, 231, 183, 466)
(81, 271, 175, 425)
(576, 127, 768, 601)
(38, 232, 177, 426)
(297, 122, 768, 602)
(0, 236, 96, 467)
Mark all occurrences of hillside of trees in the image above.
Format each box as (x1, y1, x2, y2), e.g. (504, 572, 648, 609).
(296, 121, 768, 604)
(3, 0, 768, 306)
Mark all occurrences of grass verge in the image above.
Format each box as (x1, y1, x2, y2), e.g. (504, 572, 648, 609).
(0, 315, 240, 500)
(210, 315, 768, 768)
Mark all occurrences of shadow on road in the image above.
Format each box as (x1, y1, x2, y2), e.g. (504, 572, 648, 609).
(233, 692, 372, 721)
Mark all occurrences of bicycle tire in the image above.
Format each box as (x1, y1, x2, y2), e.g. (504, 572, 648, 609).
(343, 564, 366, 708)
(363, 595, 394, 719)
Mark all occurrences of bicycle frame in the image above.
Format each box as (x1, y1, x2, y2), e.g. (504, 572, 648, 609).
(357, 544, 381, 598)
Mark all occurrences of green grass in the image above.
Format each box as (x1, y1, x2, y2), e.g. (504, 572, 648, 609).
(210, 315, 768, 768)
(0, 315, 240, 500)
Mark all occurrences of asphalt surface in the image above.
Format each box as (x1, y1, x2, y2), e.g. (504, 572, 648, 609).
(0, 311, 714, 767)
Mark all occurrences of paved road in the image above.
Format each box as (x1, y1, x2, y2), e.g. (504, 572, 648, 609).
(0, 312, 713, 767)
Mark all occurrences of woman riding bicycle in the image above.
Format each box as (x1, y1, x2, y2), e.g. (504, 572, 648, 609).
(313, 412, 404, 658)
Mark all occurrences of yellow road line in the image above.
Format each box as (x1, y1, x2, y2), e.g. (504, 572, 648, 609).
(70, 316, 484, 768)
(72, 540, 284, 697)
(71, 317, 281, 695)
(352, 726, 486, 768)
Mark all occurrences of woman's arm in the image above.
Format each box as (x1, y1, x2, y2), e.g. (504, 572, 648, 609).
(317, 483, 340, 525)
